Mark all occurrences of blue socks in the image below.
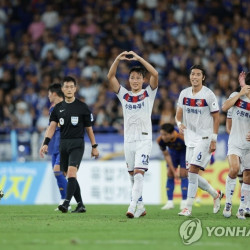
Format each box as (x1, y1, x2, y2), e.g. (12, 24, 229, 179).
(166, 177, 188, 200)
(54, 171, 67, 199)
(181, 177, 188, 200)
(166, 178, 174, 200)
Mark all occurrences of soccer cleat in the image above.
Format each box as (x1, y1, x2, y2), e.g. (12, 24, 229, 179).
(55, 200, 71, 211)
(126, 205, 136, 218)
(134, 204, 146, 218)
(178, 208, 191, 216)
(236, 209, 246, 220)
(58, 200, 70, 213)
(244, 207, 250, 217)
(71, 203, 86, 213)
(161, 200, 174, 210)
(213, 190, 224, 213)
(223, 203, 232, 218)
(180, 200, 187, 210)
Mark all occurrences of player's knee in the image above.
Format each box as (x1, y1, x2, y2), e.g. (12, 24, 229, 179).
(229, 167, 240, 178)
(243, 171, 250, 184)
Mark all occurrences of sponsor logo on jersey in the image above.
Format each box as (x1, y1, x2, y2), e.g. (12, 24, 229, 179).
(183, 97, 208, 107)
(123, 91, 149, 103)
(71, 116, 78, 125)
(235, 99, 250, 111)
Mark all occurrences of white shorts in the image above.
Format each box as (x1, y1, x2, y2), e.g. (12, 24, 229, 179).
(228, 144, 250, 171)
(186, 138, 211, 170)
(124, 140, 152, 172)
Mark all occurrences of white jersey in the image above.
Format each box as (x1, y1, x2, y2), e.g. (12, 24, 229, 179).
(117, 85, 157, 142)
(177, 86, 219, 147)
(227, 92, 250, 149)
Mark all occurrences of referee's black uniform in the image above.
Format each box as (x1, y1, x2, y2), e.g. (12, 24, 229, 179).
(50, 98, 93, 213)
(50, 98, 93, 172)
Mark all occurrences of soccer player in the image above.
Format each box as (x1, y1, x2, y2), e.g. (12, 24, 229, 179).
(176, 65, 223, 216)
(40, 76, 99, 213)
(222, 71, 250, 219)
(157, 123, 188, 210)
(107, 50, 158, 218)
(39, 83, 70, 211)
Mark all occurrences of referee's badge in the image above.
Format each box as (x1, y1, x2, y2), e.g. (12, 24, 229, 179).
(71, 116, 79, 125)
(59, 118, 64, 125)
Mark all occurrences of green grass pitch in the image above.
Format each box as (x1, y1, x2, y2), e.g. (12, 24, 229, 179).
(0, 204, 249, 250)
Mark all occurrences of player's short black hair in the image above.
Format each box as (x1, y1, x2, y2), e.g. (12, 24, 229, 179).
(48, 83, 64, 98)
(245, 72, 250, 85)
(190, 64, 206, 83)
(160, 123, 175, 134)
(129, 66, 147, 78)
(62, 76, 77, 86)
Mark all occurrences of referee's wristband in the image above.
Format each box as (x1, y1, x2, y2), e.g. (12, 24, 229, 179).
(211, 134, 218, 141)
(177, 121, 181, 127)
(43, 137, 51, 146)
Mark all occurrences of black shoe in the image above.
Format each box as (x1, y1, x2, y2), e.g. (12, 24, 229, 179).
(58, 204, 68, 213)
(71, 203, 86, 213)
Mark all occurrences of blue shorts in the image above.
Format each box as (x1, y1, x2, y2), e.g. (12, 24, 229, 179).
(51, 152, 60, 168)
(168, 149, 186, 169)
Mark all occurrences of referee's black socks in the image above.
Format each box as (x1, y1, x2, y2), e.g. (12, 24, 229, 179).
(65, 177, 77, 205)
(74, 179, 83, 205)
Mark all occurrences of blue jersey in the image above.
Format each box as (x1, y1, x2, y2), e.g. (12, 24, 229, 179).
(48, 106, 60, 155)
(157, 128, 186, 168)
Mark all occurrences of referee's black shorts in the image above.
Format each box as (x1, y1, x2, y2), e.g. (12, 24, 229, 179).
(59, 138, 85, 172)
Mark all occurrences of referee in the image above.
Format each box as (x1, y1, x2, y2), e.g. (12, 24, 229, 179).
(40, 76, 99, 213)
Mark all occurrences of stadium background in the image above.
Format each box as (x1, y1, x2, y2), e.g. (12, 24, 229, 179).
(0, 0, 248, 205)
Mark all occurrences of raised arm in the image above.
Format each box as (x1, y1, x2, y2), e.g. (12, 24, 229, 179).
(222, 85, 250, 112)
(107, 51, 129, 93)
(128, 51, 158, 90)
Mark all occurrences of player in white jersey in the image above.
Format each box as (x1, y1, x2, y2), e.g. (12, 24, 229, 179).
(175, 65, 223, 216)
(222, 71, 250, 219)
(107, 50, 158, 218)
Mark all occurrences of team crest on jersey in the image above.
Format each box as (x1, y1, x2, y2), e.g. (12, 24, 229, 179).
(71, 116, 78, 125)
(196, 99, 202, 106)
(59, 118, 64, 125)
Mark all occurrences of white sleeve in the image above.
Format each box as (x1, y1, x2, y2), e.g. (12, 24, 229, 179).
(207, 90, 219, 113)
(146, 85, 158, 101)
(177, 90, 185, 109)
(116, 85, 127, 103)
(227, 108, 233, 118)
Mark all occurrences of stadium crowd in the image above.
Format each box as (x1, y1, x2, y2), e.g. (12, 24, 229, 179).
(0, 0, 249, 140)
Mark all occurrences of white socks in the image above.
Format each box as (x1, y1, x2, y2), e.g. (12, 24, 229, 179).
(186, 172, 198, 211)
(225, 176, 237, 204)
(198, 175, 218, 198)
(239, 183, 250, 210)
(130, 173, 144, 208)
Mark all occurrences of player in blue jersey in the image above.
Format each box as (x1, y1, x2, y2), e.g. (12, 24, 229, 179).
(40, 83, 69, 211)
(157, 123, 188, 210)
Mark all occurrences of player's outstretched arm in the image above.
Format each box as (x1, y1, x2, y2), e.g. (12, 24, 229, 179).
(107, 51, 130, 93)
(127, 51, 158, 90)
(222, 85, 250, 112)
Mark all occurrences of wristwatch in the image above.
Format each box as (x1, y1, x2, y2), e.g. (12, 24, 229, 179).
(92, 144, 98, 148)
